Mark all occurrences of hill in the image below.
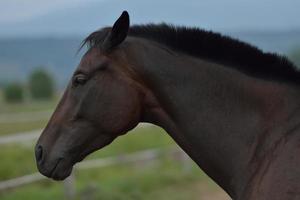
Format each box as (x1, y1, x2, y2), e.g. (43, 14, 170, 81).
(0, 30, 299, 88)
(0, 37, 82, 88)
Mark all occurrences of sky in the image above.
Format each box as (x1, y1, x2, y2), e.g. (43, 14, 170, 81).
(0, 0, 300, 38)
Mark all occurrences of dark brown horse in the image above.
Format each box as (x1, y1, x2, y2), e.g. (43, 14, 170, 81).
(35, 11, 300, 199)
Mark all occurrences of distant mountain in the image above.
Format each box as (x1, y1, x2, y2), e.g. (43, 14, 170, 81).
(0, 37, 83, 88)
(0, 30, 300, 89)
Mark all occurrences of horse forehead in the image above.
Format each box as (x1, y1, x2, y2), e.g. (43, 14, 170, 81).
(79, 48, 108, 70)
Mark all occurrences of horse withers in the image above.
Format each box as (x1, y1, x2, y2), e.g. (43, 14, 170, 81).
(35, 11, 300, 199)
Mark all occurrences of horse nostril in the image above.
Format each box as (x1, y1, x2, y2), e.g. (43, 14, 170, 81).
(35, 145, 44, 164)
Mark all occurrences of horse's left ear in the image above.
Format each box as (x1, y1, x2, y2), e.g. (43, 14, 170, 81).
(102, 11, 130, 51)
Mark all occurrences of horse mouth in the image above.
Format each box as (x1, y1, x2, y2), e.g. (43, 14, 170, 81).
(44, 158, 73, 181)
(49, 158, 62, 179)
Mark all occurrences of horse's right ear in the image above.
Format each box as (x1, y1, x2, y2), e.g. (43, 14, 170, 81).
(102, 11, 130, 51)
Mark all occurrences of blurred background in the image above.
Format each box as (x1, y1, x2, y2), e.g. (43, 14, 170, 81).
(0, 0, 299, 199)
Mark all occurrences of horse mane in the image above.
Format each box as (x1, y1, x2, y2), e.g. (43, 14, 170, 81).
(83, 23, 300, 84)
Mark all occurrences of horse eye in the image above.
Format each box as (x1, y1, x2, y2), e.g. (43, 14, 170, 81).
(73, 74, 87, 86)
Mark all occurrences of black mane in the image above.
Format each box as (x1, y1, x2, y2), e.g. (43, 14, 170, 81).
(83, 24, 300, 84)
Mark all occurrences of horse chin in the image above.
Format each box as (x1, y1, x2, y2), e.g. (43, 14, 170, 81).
(40, 158, 74, 181)
(50, 151, 90, 180)
(50, 164, 73, 181)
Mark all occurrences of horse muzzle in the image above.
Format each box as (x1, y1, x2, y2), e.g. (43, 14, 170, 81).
(35, 144, 73, 180)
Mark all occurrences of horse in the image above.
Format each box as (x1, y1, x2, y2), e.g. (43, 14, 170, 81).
(35, 11, 300, 199)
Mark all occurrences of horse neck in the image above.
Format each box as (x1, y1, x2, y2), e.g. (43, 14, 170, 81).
(127, 41, 300, 198)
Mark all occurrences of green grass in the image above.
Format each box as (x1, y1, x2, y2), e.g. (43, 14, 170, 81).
(0, 96, 56, 136)
(0, 158, 222, 200)
(0, 182, 64, 200)
(0, 126, 227, 200)
(0, 143, 37, 179)
(74, 159, 208, 200)
(0, 126, 173, 180)
(0, 94, 227, 199)
(87, 125, 173, 159)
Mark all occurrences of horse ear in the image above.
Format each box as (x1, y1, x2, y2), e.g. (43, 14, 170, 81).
(102, 11, 130, 51)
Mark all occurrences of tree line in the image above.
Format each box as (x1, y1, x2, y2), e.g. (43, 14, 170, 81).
(4, 69, 54, 103)
(2, 48, 300, 104)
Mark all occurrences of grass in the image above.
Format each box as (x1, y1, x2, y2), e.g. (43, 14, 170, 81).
(0, 158, 223, 200)
(87, 125, 173, 159)
(0, 143, 37, 180)
(74, 159, 208, 200)
(0, 94, 56, 136)
(0, 126, 228, 200)
(0, 182, 64, 200)
(0, 126, 172, 180)
(0, 92, 228, 199)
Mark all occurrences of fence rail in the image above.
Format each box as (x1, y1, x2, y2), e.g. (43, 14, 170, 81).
(0, 121, 191, 199)
(0, 129, 42, 145)
(0, 173, 43, 191)
(0, 110, 52, 123)
(0, 146, 189, 193)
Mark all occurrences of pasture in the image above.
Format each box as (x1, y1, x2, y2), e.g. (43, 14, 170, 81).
(0, 94, 229, 200)
(0, 1, 299, 199)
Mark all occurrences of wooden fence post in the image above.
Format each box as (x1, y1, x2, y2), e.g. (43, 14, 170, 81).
(63, 172, 76, 200)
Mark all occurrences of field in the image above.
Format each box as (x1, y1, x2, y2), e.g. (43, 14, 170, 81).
(0, 96, 230, 200)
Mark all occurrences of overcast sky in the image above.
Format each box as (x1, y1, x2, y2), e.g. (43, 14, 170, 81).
(0, 0, 299, 37)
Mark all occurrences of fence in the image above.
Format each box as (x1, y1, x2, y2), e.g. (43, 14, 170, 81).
(0, 110, 52, 123)
(0, 123, 192, 199)
(0, 146, 190, 199)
